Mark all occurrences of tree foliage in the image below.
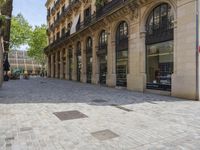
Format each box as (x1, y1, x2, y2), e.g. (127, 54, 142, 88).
(10, 13, 32, 49)
(27, 24, 47, 67)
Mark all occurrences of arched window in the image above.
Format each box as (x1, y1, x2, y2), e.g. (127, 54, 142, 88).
(116, 21, 128, 87)
(86, 37, 92, 83)
(146, 3, 174, 91)
(77, 41, 81, 82)
(146, 3, 174, 44)
(99, 30, 108, 49)
(98, 30, 108, 84)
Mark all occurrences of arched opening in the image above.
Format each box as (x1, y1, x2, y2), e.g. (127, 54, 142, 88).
(146, 3, 174, 91)
(77, 42, 81, 82)
(116, 21, 128, 87)
(98, 30, 108, 84)
(86, 37, 93, 83)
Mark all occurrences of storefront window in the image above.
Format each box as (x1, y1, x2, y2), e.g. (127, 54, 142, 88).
(146, 3, 174, 91)
(77, 42, 81, 82)
(146, 41, 173, 91)
(116, 21, 128, 87)
(86, 37, 92, 83)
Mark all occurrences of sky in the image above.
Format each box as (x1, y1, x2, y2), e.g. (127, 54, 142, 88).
(13, 0, 46, 27)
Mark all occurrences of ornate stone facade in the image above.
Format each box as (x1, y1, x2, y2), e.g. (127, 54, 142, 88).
(45, 0, 199, 100)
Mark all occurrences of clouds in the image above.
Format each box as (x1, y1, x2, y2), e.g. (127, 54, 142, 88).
(13, 0, 46, 26)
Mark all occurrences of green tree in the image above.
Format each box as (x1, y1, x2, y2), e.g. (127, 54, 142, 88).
(10, 13, 32, 49)
(27, 24, 47, 68)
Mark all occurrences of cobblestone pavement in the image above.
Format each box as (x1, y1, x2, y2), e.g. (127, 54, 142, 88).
(0, 77, 200, 150)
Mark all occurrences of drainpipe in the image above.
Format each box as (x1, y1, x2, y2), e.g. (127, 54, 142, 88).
(196, 0, 199, 100)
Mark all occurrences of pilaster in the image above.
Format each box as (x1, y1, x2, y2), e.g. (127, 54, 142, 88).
(65, 48, 69, 80)
(106, 27, 116, 87)
(172, 0, 197, 99)
(81, 40, 87, 83)
(92, 35, 98, 84)
(127, 22, 146, 92)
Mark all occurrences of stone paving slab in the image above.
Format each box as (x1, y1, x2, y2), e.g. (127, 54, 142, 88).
(0, 77, 200, 150)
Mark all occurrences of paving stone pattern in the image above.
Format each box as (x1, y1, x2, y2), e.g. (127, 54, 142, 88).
(0, 77, 200, 150)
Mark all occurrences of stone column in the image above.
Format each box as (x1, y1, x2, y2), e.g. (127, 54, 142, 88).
(92, 34, 98, 84)
(72, 44, 77, 81)
(51, 54, 54, 78)
(60, 50, 64, 79)
(81, 40, 87, 83)
(171, 0, 197, 99)
(127, 22, 146, 92)
(106, 27, 116, 87)
(65, 48, 69, 80)
(55, 51, 58, 78)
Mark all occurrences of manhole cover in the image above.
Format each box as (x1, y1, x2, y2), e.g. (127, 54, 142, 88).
(40, 81, 46, 84)
(20, 127, 32, 132)
(111, 104, 133, 112)
(91, 99, 107, 103)
(91, 129, 119, 141)
(53, 110, 88, 121)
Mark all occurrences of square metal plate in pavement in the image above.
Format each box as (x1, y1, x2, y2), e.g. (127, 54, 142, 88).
(53, 110, 88, 121)
(91, 129, 119, 141)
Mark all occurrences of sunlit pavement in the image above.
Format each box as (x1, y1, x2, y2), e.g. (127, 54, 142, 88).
(0, 77, 200, 150)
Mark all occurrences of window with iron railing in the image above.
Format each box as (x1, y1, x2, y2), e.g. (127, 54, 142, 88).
(84, 6, 92, 26)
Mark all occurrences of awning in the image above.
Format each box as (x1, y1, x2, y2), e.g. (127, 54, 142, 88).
(70, 14, 80, 35)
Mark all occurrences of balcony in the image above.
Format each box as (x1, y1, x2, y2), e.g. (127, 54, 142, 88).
(96, 0, 124, 18)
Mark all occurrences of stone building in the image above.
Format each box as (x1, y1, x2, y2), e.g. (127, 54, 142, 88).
(8, 50, 41, 75)
(44, 0, 199, 100)
(0, 0, 13, 86)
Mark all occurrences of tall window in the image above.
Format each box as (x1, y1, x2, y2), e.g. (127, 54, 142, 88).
(146, 3, 174, 91)
(86, 37, 92, 83)
(99, 30, 108, 50)
(77, 42, 81, 82)
(116, 21, 128, 87)
(98, 30, 108, 84)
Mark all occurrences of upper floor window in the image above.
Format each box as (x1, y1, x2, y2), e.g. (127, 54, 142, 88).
(84, 6, 91, 18)
(77, 41, 81, 54)
(86, 37, 92, 52)
(62, 5, 65, 13)
(56, 12, 60, 20)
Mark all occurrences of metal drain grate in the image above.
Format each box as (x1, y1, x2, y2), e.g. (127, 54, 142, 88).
(91, 129, 119, 141)
(53, 110, 88, 121)
(111, 104, 133, 112)
(91, 99, 107, 103)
